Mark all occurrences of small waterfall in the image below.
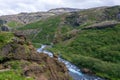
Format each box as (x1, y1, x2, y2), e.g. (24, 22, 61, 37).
(37, 45, 104, 80)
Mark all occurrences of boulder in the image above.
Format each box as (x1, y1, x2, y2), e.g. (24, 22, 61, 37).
(0, 25, 9, 31)
(81, 68, 94, 74)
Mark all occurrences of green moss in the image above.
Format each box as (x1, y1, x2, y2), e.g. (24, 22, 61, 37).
(0, 32, 14, 48)
(0, 56, 4, 62)
(0, 70, 34, 80)
(0, 60, 34, 80)
(5, 61, 22, 70)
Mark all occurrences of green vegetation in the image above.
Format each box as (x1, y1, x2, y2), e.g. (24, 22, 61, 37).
(18, 16, 61, 44)
(104, 6, 120, 20)
(18, 16, 73, 44)
(51, 25, 120, 79)
(0, 70, 33, 80)
(0, 61, 33, 80)
(0, 32, 14, 62)
(7, 21, 23, 28)
(5, 61, 23, 70)
(0, 32, 14, 48)
(15, 6, 120, 79)
(18, 6, 120, 45)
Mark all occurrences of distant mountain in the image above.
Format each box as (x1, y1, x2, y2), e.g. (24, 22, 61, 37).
(0, 8, 81, 27)
(48, 8, 81, 14)
(2, 6, 120, 28)
(0, 12, 56, 26)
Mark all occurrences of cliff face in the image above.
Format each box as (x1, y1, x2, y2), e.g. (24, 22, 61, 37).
(0, 32, 71, 80)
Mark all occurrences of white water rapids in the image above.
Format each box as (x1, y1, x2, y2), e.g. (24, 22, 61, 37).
(37, 45, 104, 80)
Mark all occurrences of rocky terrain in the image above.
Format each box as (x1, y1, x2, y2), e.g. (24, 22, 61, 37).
(83, 21, 120, 29)
(0, 32, 71, 80)
(48, 8, 81, 14)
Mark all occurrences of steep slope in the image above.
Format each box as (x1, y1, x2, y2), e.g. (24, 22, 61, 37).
(16, 6, 120, 80)
(51, 24, 120, 80)
(18, 6, 120, 45)
(0, 32, 71, 80)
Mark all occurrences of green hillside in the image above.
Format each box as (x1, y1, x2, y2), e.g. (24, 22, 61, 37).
(17, 6, 120, 79)
(51, 24, 120, 79)
(18, 6, 120, 44)
(18, 15, 74, 46)
(7, 21, 23, 28)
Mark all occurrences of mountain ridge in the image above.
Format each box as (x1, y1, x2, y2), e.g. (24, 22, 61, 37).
(48, 8, 81, 13)
(1, 6, 118, 27)
(0, 7, 81, 26)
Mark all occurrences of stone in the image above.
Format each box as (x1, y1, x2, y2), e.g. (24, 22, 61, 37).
(1, 25, 9, 31)
(81, 68, 93, 74)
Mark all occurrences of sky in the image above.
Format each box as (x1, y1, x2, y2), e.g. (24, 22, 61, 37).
(0, 0, 120, 16)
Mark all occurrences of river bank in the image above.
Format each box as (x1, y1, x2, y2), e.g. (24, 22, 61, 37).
(37, 45, 105, 80)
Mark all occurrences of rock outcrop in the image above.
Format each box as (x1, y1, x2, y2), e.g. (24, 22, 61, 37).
(83, 21, 120, 29)
(0, 25, 10, 31)
(0, 32, 71, 80)
(48, 8, 81, 14)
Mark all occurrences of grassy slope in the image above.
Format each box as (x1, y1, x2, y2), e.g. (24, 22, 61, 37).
(0, 32, 14, 48)
(0, 32, 34, 80)
(7, 21, 23, 28)
(18, 6, 120, 44)
(51, 25, 120, 79)
(0, 60, 34, 80)
(0, 70, 33, 80)
(18, 15, 74, 46)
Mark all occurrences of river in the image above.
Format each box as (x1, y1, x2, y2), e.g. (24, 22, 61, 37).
(37, 45, 104, 80)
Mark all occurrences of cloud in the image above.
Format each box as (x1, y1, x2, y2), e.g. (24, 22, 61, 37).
(0, 0, 119, 15)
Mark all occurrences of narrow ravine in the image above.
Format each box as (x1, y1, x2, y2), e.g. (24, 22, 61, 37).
(37, 45, 104, 80)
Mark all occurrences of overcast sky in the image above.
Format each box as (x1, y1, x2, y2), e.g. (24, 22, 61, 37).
(0, 0, 120, 16)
